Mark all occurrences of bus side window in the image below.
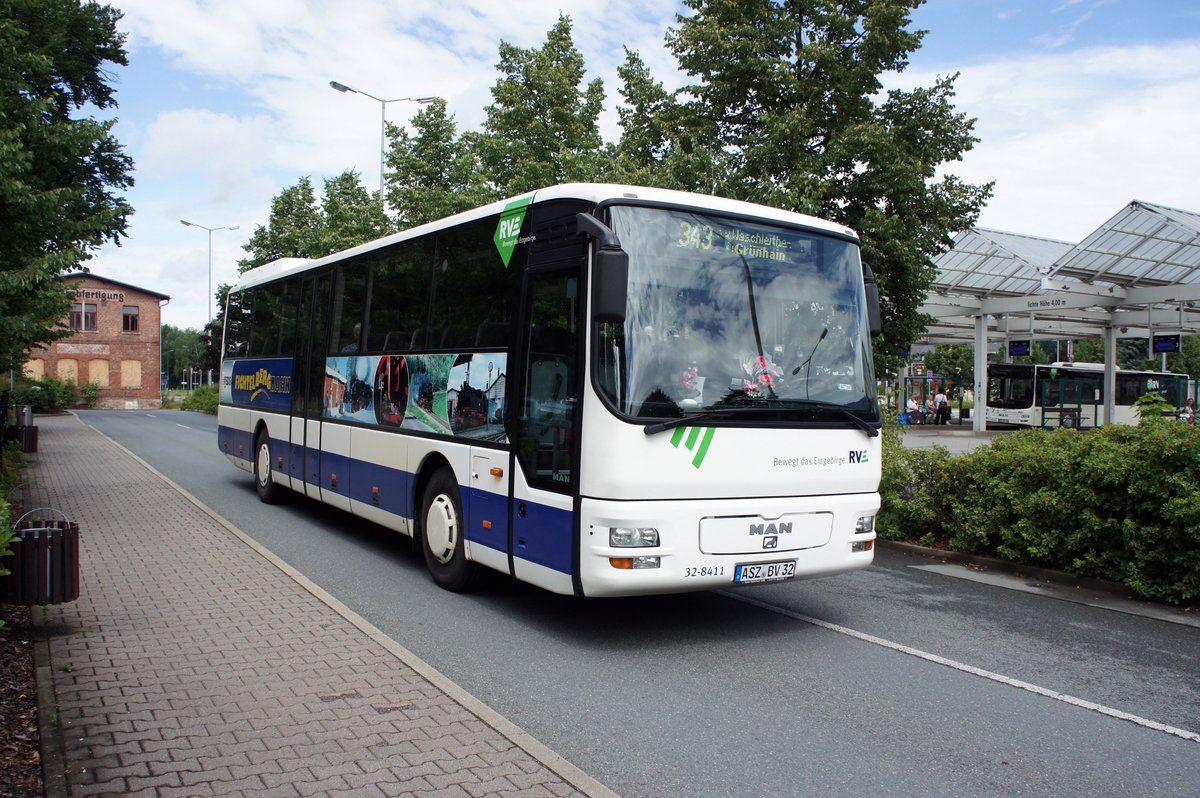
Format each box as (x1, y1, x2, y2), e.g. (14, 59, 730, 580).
(225, 289, 252, 358)
(331, 260, 369, 354)
(367, 240, 433, 352)
(432, 219, 517, 351)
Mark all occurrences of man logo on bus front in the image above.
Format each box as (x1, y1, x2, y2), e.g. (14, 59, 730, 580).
(763, 536, 778, 549)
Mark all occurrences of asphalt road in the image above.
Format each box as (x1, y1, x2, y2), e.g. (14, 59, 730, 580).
(78, 409, 1200, 797)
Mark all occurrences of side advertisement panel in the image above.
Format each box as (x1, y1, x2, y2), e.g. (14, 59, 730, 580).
(220, 358, 295, 412)
(323, 353, 508, 443)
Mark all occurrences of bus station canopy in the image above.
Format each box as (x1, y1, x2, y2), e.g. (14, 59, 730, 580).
(912, 199, 1200, 429)
(920, 200, 1200, 345)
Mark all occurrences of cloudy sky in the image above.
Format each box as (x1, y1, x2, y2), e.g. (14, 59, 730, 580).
(87, 0, 1200, 331)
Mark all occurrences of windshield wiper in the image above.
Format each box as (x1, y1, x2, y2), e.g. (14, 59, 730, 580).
(644, 401, 878, 437)
(707, 397, 879, 438)
(643, 411, 735, 436)
(778, 399, 879, 437)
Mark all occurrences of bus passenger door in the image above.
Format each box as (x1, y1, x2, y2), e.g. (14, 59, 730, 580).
(288, 276, 314, 491)
(511, 268, 581, 595)
(301, 273, 332, 499)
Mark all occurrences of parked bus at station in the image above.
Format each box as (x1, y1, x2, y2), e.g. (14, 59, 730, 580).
(217, 184, 883, 597)
(986, 361, 1188, 428)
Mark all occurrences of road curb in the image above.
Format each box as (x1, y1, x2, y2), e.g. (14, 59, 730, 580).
(879, 539, 1133, 596)
(879, 540, 1199, 627)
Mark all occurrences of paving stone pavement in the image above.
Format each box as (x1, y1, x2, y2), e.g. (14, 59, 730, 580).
(22, 413, 611, 798)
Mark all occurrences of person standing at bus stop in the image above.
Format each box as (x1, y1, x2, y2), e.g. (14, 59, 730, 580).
(934, 388, 949, 425)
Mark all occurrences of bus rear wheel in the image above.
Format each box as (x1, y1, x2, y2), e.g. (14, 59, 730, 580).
(254, 431, 285, 504)
(421, 469, 479, 591)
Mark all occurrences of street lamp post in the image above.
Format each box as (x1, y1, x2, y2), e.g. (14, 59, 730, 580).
(329, 81, 435, 194)
(180, 220, 239, 324)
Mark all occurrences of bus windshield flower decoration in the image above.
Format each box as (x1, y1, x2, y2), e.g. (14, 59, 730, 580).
(742, 355, 781, 397)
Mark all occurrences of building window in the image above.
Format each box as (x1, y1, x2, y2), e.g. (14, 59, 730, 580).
(122, 305, 140, 332)
(70, 303, 97, 331)
(24, 359, 45, 380)
(120, 359, 142, 389)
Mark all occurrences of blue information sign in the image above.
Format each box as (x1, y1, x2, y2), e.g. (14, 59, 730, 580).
(1008, 340, 1031, 357)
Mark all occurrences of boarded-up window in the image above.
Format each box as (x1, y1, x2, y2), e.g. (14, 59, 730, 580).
(120, 359, 142, 388)
(24, 359, 44, 379)
(89, 359, 110, 387)
(58, 358, 79, 383)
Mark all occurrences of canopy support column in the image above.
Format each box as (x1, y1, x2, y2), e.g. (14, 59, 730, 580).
(1103, 324, 1118, 425)
(973, 313, 988, 432)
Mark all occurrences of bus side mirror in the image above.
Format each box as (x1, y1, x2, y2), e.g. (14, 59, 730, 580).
(863, 262, 882, 337)
(577, 213, 628, 324)
(592, 248, 628, 324)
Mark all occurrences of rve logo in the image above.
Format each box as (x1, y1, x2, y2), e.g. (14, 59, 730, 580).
(670, 426, 715, 469)
(849, 450, 869, 464)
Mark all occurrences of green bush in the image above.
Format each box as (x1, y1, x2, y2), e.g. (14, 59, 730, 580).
(880, 422, 1200, 605)
(878, 443, 956, 545)
(13, 375, 77, 412)
(181, 384, 219, 414)
(82, 380, 100, 409)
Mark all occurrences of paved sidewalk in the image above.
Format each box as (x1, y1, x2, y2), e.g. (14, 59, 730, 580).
(22, 414, 610, 798)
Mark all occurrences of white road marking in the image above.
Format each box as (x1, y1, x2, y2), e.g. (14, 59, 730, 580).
(724, 590, 1200, 744)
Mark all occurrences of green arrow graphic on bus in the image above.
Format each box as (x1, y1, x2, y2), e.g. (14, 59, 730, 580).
(494, 195, 532, 267)
(670, 426, 715, 469)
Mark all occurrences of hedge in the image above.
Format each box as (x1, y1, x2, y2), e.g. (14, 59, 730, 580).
(879, 417, 1200, 605)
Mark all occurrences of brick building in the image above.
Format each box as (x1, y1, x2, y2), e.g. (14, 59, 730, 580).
(24, 273, 170, 409)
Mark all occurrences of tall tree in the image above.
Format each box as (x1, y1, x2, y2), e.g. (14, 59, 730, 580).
(238, 171, 388, 273)
(237, 177, 323, 272)
(620, 0, 992, 372)
(314, 171, 391, 253)
(477, 14, 606, 195)
(385, 98, 496, 228)
(160, 324, 203, 387)
(0, 0, 134, 373)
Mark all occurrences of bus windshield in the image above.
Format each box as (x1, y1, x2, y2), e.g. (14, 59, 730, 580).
(988, 366, 1035, 409)
(598, 206, 877, 422)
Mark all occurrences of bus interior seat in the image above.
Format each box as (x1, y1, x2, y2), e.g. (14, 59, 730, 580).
(381, 331, 410, 351)
(475, 320, 508, 347)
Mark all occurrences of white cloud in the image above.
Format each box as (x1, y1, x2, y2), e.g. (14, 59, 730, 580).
(893, 40, 1200, 241)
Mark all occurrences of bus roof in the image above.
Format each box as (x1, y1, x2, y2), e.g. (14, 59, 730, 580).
(233, 183, 860, 291)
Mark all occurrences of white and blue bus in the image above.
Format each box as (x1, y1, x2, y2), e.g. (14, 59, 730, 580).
(986, 361, 1189, 428)
(218, 184, 882, 596)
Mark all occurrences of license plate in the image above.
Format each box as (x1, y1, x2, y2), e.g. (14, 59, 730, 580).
(734, 560, 797, 584)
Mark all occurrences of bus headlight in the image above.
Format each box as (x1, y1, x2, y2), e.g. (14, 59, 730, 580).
(855, 515, 875, 535)
(610, 527, 660, 547)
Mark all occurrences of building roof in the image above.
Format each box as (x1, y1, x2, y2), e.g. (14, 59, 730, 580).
(63, 272, 171, 301)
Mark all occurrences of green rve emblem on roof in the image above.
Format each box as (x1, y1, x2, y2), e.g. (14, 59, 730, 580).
(670, 426, 715, 469)
(494, 195, 532, 267)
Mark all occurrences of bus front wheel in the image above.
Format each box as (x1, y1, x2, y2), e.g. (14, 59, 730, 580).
(254, 431, 285, 504)
(421, 469, 479, 591)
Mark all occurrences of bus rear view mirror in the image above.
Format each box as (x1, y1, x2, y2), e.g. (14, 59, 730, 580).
(592, 248, 628, 324)
(863, 262, 882, 337)
(577, 213, 628, 324)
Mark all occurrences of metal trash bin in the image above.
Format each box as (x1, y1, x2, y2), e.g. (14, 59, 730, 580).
(0, 508, 80, 605)
(5, 424, 37, 453)
(17, 404, 32, 427)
